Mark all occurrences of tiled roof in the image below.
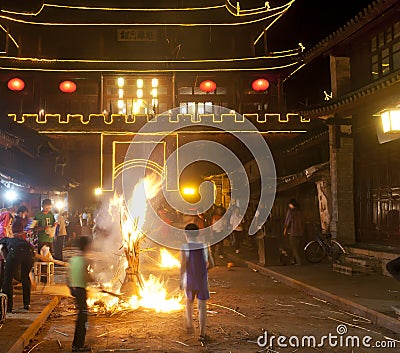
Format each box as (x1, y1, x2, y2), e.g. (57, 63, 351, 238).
(301, 0, 399, 63)
(0, 0, 292, 26)
(298, 70, 400, 118)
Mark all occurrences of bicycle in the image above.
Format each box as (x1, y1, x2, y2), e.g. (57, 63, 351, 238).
(304, 232, 346, 263)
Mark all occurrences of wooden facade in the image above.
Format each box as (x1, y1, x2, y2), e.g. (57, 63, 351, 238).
(287, 0, 400, 247)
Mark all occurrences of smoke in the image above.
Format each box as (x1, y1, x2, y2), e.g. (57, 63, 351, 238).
(89, 176, 163, 289)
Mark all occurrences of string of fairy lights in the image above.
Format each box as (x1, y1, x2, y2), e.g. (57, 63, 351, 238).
(0, 61, 302, 73)
(225, 0, 295, 17)
(0, 45, 304, 64)
(0, 12, 285, 27)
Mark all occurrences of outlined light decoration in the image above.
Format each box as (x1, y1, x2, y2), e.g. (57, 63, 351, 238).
(252, 78, 269, 92)
(59, 80, 77, 93)
(200, 80, 216, 93)
(0, 0, 295, 26)
(7, 77, 25, 91)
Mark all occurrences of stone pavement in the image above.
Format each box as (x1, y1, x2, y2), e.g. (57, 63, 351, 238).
(0, 249, 74, 353)
(0, 286, 59, 353)
(222, 242, 400, 334)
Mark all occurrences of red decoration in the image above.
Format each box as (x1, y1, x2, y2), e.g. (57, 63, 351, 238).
(59, 80, 77, 93)
(252, 78, 269, 92)
(7, 78, 25, 91)
(199, 80, 216, 93)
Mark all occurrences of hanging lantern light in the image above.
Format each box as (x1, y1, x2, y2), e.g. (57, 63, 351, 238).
(252, 78, 270, 92)
(59, 80, 77, 93)
(199, 80, 217, 93)
(381, 108, 400, 133)
(7, 78, 25, 91)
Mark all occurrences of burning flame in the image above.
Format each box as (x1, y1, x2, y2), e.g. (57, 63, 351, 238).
(137, 274, 183, 312)
(89, 175, 183, 314)
(159, 248, 181, 269)
(88, 274, 183, 313)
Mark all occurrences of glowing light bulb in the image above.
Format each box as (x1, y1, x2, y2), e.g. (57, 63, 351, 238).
(117, 77, 124, 88)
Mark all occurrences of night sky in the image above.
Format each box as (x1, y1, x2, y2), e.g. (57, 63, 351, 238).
(1, 0, 376, 52)
(269, 0, 376, 51)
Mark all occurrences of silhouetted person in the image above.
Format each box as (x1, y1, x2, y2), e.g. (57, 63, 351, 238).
(283, 199, 304, 265)
(0, 237, 34, 312)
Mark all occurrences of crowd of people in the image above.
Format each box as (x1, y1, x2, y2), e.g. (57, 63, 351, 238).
(0, 199, 94, 310)
(0, 195, 306, 351)
(0, 198, 95, 352)
(157, 199, 305, 267)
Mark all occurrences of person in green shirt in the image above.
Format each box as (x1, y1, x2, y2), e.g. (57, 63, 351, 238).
(34, 199, 56, 254)
(68, 236, 92, 352)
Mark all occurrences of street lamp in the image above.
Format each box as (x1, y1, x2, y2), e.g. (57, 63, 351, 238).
(55, 200, 65, 210)
(4, 189, 17, 202)
(381, 108, 400, 133)
(182, 187, 196, 196)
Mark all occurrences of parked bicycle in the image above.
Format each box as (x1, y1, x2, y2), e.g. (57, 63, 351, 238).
(304, 232, 346, 263)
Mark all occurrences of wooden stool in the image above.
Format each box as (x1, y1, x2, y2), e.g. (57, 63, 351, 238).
(0, 293, 7, 323)
(34, 261, 54, 285)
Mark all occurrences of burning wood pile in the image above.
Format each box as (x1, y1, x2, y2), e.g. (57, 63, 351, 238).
(87, 177, 183, 315)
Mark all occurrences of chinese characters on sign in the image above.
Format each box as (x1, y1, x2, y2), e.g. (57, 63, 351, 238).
(117, 29, 157, 42)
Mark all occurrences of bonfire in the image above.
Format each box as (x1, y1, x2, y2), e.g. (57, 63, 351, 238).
(88, 176, 183, 314)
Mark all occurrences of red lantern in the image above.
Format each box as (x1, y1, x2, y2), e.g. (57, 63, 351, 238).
(252, 78, 269, 92)
(7, 78, 25, 91)
(59, 80, 77, 93)
(199, 80, 216, 93)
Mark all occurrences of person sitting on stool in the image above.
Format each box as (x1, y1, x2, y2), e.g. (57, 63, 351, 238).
(0, 236, 35, 313)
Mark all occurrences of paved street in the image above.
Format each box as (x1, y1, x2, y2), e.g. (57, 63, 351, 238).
(26, 260, 400, 353)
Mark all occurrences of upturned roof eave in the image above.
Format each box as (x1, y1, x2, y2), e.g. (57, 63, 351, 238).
(284, 0, 400, 81)
(298, 70, 400, 119)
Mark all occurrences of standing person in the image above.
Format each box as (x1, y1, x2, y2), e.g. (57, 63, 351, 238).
(54, 210, 67, 261)
(34, 199, 56, 254)
(0, 201, 19, 238)
(283, 199, 304, 266)
(68, 210, 82, 246)
(12, 206, 29, 240)
(0, 209, 14, 289)
(0, 236, 35, 312)
(211, 207, 226, 259)
(254, 205, 269, 267)
(68, 236, 92, 352)
(180, 223, 211, 345)
(230, 207, 245, 254)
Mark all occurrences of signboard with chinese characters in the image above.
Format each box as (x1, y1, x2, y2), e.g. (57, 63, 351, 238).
(117, 29, 157, 42)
